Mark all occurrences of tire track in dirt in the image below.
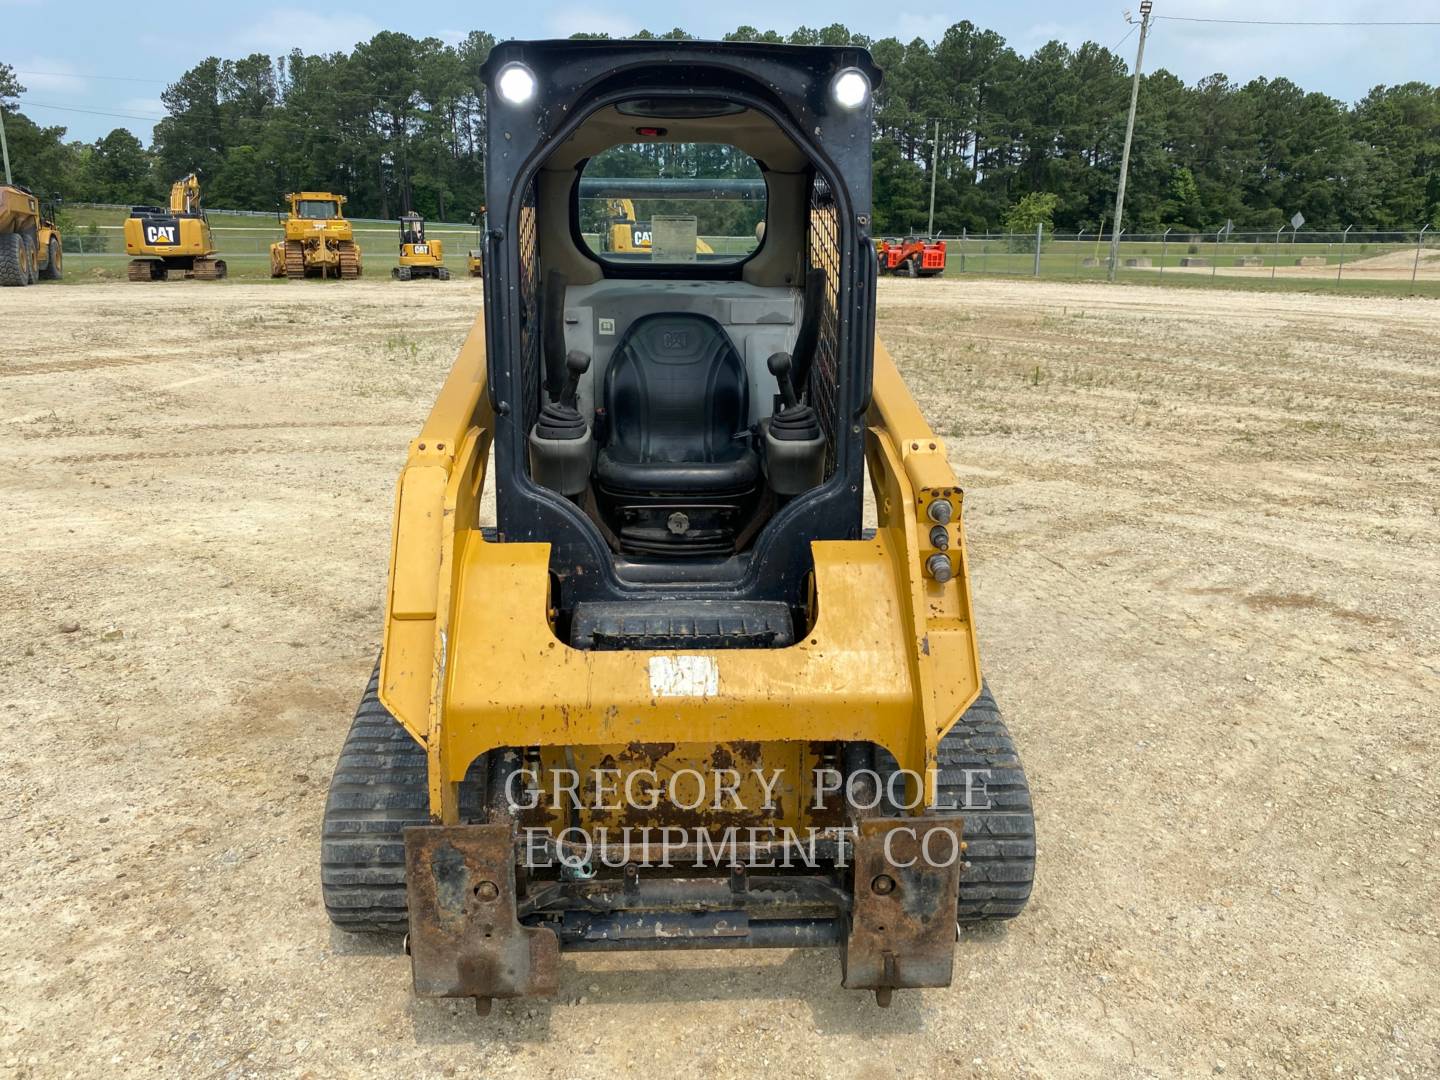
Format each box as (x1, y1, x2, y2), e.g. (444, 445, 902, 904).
(0, 354, 196, 377)
(12, 419, 413, 442)
(9, 441, 405, 467)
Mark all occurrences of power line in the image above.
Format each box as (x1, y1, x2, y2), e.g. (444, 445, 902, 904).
(15, 69, 170, 85)
(16, 100, 166, 122)
(1110, 24, 1139, 54)
(1156, 15, 1440, 26)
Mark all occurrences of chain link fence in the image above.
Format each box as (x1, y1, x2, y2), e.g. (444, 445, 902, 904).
(51, 207, 1440, 291)
(941, 227, 1439, 288)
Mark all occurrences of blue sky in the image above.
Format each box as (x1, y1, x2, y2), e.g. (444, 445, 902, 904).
(4, 0, 1438, 143)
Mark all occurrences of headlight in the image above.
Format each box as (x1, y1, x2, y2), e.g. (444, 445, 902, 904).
(496, 63, 537, 106)
(831, 69, 870, 110)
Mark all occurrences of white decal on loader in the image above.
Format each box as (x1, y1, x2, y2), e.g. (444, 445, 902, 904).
(649, 656, 719, 698)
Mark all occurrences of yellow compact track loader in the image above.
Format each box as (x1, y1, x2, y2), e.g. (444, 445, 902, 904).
(393, 213, 450, 280)
(270, 192, 361, 279)
(321, 39, 1034, 1013)
(124, 173, 225, 281)
(0, 184, 62, 286)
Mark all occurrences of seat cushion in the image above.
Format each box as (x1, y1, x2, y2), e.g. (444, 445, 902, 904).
(600, 313, 754, 489)
(596, 447, 759, 495)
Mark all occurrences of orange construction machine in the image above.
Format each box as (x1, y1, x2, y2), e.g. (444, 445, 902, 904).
(876, 237, 945, 277)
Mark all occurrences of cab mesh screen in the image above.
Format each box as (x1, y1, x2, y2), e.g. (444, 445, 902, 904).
(518, 182, 542, 437)
(807, 175, 842, 477)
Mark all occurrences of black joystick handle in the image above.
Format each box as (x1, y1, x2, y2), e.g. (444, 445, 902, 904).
(560, 350, 590, 409)
(767, 351, 798, 409)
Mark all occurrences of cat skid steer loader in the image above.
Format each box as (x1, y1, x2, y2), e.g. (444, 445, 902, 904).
(321, 39, 1034, 1013)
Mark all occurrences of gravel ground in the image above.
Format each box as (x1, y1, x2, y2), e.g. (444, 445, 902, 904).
(1, 277, 1436, 1078)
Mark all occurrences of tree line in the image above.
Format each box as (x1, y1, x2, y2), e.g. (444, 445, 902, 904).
(3, 21, 1437, 234)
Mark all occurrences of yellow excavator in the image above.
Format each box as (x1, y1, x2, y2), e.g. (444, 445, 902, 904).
(269, 192, 362, 279)
(598, 196, 714, 255)
(467, 208, 485, 277)
(392, 212, 450, 280)
(124, 173, 225, 281)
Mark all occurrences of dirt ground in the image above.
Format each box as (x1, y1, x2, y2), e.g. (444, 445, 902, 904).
(1, 277, 1436, 1079)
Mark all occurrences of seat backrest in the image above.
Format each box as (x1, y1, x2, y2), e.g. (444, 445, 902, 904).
(602, 313, 749, 464)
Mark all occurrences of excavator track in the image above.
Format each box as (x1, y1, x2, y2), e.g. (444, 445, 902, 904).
(192, 258, 227, 281)
(284, 240, 306, 279)
(127, 259, 163, 282)
(338, 241, 362, 280)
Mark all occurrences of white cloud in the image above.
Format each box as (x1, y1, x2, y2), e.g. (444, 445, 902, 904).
(120, 97, 166, 118)
(544, 4, 643, 39)
(238, 9, 383, 54)
(10, 57, 88, 94)
(894, 13, 952, 43)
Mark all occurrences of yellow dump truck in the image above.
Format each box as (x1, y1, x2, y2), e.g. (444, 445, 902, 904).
(0, 184, 62, 286)
(123, 173, 226, 281)
(270, 192, 362, 279)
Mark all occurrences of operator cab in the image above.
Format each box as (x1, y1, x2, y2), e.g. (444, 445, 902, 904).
(481, 41, 879, 642)
(400, 213, 426, 247)
(295, 198, 340, 220)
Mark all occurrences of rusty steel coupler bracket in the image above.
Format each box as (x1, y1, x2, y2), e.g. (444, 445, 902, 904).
(404, 824, 559, 1015)
(840, 816, 966, 1006)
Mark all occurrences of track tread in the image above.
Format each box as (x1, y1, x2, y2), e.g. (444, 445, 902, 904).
(284, 240, 306, 279)
(936, 683, 1036, 921)
(338, 240, 362, 279)
(321, 665, 480, 933)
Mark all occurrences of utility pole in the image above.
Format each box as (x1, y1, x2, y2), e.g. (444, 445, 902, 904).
(1108, 0, 1153, 281)
(927, 118, 940, 237)
(0, 103, 12, 185)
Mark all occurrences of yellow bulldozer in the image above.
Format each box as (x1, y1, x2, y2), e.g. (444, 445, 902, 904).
(270, 191, 361, 279)
(392, 212, 450, 280)
(124, 173, 226, 281)
(0, 183, 62, 286)
(321, 39, 1034, 1013)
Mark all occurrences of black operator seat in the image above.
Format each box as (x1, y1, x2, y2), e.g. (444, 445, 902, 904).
(596, 313, 759, 495)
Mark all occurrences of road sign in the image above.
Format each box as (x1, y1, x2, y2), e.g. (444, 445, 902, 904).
(1290, 212, 1305, 231)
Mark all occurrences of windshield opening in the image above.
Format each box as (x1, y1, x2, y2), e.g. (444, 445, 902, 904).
(578, 142, 766, 265)
(297, 200, 339, 220)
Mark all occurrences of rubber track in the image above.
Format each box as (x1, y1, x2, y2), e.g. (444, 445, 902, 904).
(935, 683, 1036, 921)
(321, 665, 482, 932)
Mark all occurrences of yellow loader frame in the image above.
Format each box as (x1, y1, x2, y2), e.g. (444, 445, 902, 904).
(376, 322, 981, 825)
